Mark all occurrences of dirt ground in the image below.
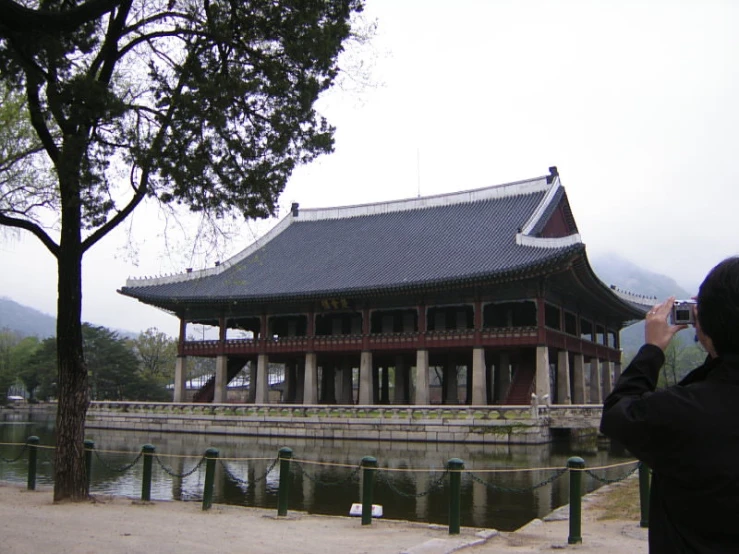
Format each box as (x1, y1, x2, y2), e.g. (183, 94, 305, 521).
(0, 480, 647, 554)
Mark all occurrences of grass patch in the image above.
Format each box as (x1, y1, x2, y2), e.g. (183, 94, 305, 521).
(597, 477, 641, 521)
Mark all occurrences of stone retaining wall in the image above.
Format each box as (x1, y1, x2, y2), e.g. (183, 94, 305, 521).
(86, 402, 553, 444)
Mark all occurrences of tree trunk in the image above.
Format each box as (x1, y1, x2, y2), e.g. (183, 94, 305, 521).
(53, 145, 88, 502)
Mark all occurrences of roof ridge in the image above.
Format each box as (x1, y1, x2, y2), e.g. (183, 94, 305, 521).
(297, 175, 550, 221)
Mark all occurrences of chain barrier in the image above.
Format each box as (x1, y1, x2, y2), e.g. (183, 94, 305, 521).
(467, 468, 567, 493)
(155, 455, 205, 479)
(0, 442, 28, 463)
(293, 461, 361, 487)
(219, 457, 279, 486)
(93, 449, 143, 473)
(376, 468, 448, 498)
(584, 462, 640, 484)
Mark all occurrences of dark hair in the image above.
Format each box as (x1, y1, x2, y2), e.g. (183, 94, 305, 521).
(697, 257, 739, 356)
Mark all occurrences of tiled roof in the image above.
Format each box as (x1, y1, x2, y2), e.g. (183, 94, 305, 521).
(120, 173, 585, 304)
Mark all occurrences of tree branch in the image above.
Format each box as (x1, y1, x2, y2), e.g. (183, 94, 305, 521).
(0, 212, 59, 257)
(0, 0, 120, 36)
(25, 82, 60, 164)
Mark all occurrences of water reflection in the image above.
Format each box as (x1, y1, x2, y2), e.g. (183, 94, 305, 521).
(1, 409, 632, 531)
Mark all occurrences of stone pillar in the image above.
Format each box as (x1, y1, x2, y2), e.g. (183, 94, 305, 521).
(556, 350, 571, 405)
(602, 360, 613, 398)
(248, 361, 257, 403)
(498, 352, 511, 403)
(173, 356, 187, 402)
(394, 355, 407, 404)
(414, 350, 430, 405)
(613, 361, 622, 384)
(535, 346, 551, 403)
(340, 358, 354, 404)
(214, 354, 228, 403)
(589, 359, 602, 404)
(572, 354, 586, 404)
(255, 354, 269, 404)
(443, 357, 458, 404)
(321, 363, 336, 404)
(295, 359, 305, 404)
(303, 353, 318, 404)
(359, 351, 373, 404)
(284, 360, 296, 403)
(471, 348, 487, 405)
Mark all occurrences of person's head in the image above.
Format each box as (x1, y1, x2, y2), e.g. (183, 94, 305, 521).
(697, 257, 739, 357)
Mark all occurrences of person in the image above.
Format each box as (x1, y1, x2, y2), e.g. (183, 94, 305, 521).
(600, 256, 739, 553)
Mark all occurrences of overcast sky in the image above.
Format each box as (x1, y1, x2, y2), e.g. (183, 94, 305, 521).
(1, 0, 738, 337)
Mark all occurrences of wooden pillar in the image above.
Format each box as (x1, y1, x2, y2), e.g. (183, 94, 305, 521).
(359, 351, 373, 404)
(214, 355, 228, 403)
(535, 346, 550, 403)
(303, 353, 317, 404)
(414, 350, 429, 405)
(173, 356, 187, 402)
(256, 354, 269, 404)
(572, 354, 586, 404)
(556, 350, 571, 405)
(471, 348, 487, 405)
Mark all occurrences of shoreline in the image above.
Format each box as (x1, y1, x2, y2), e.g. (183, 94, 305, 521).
(1, 478, 647, 553)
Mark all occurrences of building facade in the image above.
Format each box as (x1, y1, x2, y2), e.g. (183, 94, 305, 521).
(120, 168, 649, 406)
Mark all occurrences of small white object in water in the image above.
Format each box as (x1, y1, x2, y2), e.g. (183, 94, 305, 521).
(349, 503, 383, 518)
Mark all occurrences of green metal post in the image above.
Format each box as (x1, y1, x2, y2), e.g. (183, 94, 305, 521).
(202, 448, 219, 511)
(639, 463, 650, 528)
(567, 457, 585, 545)
(26, 436, 39, 491)
(141, 444, 155, 501)
(277, 447, 293, 516)
(447, 458, 464, 535)
(84, 440, 95, 495)
(361, 456, 378, 525)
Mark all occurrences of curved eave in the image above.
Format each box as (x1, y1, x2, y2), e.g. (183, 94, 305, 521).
(570, 256, 648, 321)
(118, 244, 585, 315)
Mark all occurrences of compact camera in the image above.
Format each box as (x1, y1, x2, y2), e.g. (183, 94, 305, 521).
(671, 300, 696, 325)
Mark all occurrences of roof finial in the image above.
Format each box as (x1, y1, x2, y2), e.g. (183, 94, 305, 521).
(546, 166, 559, 184)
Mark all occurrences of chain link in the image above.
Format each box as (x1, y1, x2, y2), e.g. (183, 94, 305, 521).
(584, 463, 639, 484)
(0, 442, 28, 463)
(293, 461, 361, 486)
(467, 468, 567, 493)
(93, 449, 143, 473)
(376, 469, 449, 498)
(155, 455, 205, 479)
(219, 458, 278, 486)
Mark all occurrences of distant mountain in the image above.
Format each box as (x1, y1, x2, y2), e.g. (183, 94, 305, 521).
(0, 297, 138, 340)
(589, 252, 696, 355)
(0, 297, 56, 338)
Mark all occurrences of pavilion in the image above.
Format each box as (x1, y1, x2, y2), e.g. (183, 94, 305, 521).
(119, 167, 651, 406)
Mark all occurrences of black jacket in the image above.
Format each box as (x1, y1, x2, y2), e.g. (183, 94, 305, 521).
(601, 344, 739, 553)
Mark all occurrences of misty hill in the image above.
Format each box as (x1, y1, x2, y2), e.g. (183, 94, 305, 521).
(0, 297, 138, 340)
(589, 253, 696, 355)
(0, 297, 56, 338)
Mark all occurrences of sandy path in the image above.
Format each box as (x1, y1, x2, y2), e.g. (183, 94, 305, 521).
(0, 482, 647, 554)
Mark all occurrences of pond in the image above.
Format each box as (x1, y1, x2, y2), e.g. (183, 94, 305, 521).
(0, 408, 635, 531)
